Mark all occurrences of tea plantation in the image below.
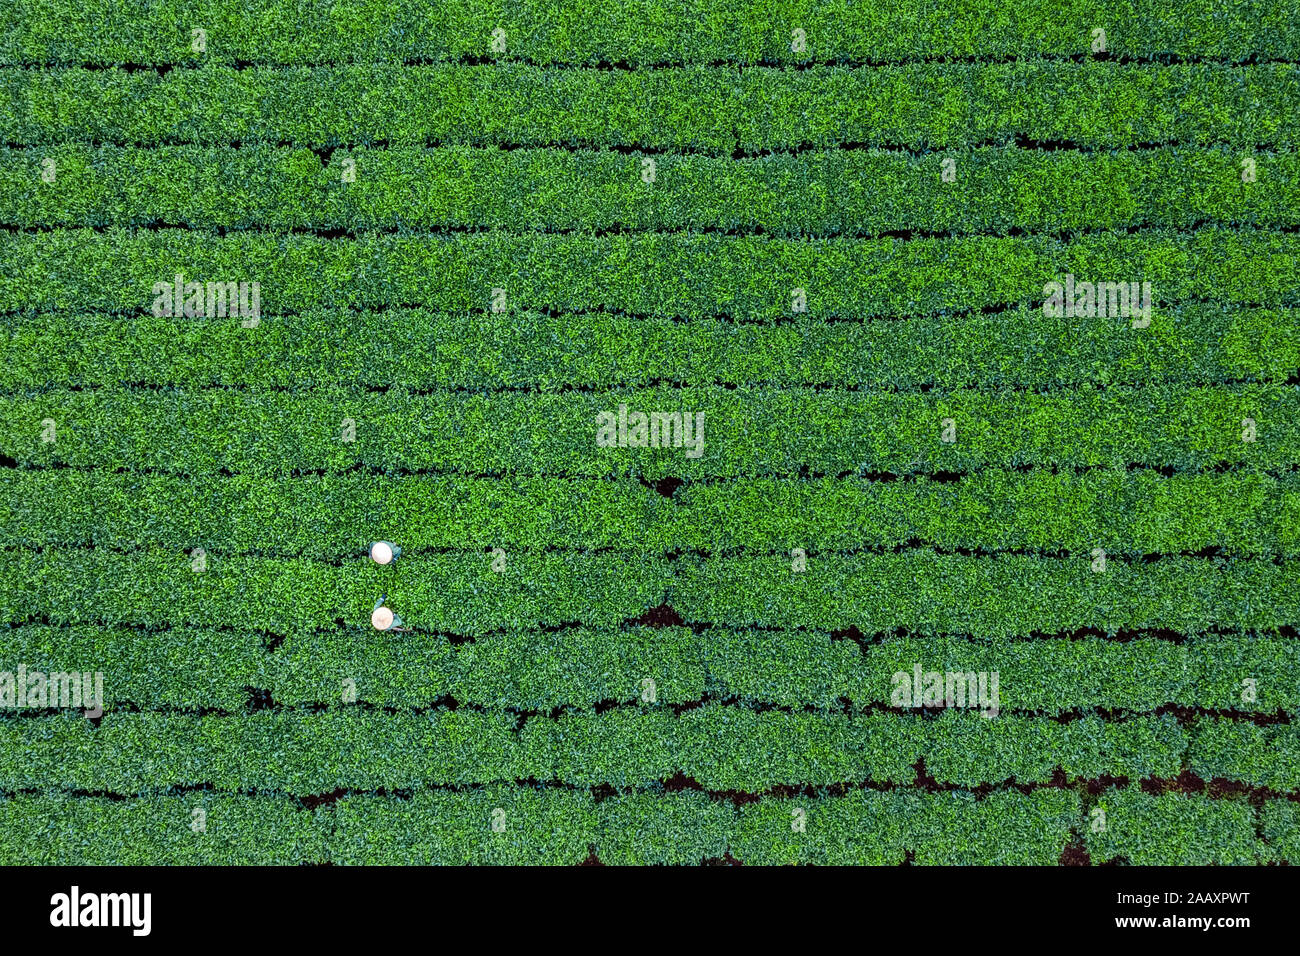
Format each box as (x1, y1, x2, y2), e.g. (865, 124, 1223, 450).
(0, 0, 1297, 864)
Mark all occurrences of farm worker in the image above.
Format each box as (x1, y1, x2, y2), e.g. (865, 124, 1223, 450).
(371, 595, 407, 632)
(370, 541, 401, 564)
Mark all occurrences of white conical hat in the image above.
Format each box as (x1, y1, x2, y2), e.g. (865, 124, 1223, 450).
(371, 605, 394, 630)
(370, 542, 394, 564)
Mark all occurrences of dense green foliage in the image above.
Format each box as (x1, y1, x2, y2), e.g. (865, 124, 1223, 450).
(0, 788, 1089, 865)
(5, 623, 1296, 714)
(1085, 788, 1259, 864)
(0, 384, 1291, 476)
(2, 228, 1297, 317)
(5, 546, 1300, 636)
(3, 63, 1298, 149)
(4, 0, 1298, 65)
(2, 145, 1297, 234)
(7, 467, 1300, 555)
(0, 0, 1295, 865)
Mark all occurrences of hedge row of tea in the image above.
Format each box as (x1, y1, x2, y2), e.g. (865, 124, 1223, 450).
(3, 706, 1297, 797)
(6, 623, 1299, 713)
(4, 64, 1299, 149)
(2, 145, 1297, 234)
(4, 789, 1285, 865)
(3, 228, 1296, 318)
(5, 304, 1300, 391)
(5, 548, 1300, 634)
(0, 385, 1290, 476)
(4, 0, 1298, 65)
(7, 468, 1300, 555)
(2, 2, 1297, 865)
